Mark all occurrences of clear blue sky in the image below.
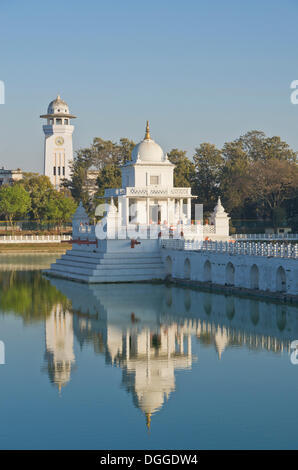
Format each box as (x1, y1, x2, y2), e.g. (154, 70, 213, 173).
(1, 0, 298, 172)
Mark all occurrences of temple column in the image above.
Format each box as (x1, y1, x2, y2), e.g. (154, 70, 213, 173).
(126, 197, 129, 225)
(180, 332, 184, 354)
(179, 198, 183, 222)
(126, 331, 130, 360)
(187, 198, 191, 223)
(188, 334, 192, 358)
(146, 197, 150, 225)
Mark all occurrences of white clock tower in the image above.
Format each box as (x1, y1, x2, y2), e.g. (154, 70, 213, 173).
(40, 95, 76, 189)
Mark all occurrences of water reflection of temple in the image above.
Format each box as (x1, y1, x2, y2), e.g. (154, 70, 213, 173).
(44, 304, 75, 393)
(44, 279, 298, 424)
(105, 324, 192, 428)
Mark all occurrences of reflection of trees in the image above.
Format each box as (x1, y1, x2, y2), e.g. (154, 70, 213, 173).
(0, 271, 70, 323)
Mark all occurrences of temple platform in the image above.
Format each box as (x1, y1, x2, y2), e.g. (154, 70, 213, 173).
(44, 243, 165, 283)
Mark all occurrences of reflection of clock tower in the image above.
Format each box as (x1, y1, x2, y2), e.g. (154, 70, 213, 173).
(40, 95, 76, 189)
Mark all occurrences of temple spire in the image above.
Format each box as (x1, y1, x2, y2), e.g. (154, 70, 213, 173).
(144, 120, 151, 140)
(146, 412, 151, 432)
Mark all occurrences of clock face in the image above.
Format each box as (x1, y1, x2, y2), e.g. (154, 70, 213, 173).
(55, 136, 64, 146)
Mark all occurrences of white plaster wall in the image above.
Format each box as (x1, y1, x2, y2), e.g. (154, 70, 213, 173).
(162, 249, 298, 295)
(43, 124, 74, 187)
(122, 164, 174, 188)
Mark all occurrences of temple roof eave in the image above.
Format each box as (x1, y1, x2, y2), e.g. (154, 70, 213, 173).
(40, 113, 77, 119)
(122, 160, 175, 167)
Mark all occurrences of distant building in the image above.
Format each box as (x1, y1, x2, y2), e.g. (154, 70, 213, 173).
(40, 95, 76, 189)
(0, 168, 23, 186)
(85, 169, 99, 197)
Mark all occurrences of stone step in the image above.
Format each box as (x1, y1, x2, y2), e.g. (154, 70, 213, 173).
(58, 255, 163, 267)
(66, 249, 161, 260)
(51, 262, 165, 277)
(56, 259, 164, 271)
(45, 268, 164, 283)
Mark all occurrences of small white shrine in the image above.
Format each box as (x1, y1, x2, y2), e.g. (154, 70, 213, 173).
(46, 122, 230, 283)
(105, 122, 193, 226)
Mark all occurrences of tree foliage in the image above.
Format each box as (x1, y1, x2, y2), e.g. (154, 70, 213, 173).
(0, 184, 31, 224)
(168, 149, 195, 188)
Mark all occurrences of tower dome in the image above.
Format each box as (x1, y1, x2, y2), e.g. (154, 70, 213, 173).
(131, 121, 166, 163)
(47, 95, 70, 115)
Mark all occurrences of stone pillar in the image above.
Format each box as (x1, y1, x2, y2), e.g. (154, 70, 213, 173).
(126, 331, 130, 360)
(187, 198, 191, 223)
(146, 198, 150, 225)
(126, 197, 129, 225)
(179, 199, 183, 222)
(187, 334, 191, 358)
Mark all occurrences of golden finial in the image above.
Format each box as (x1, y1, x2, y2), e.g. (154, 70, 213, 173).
(146, 412, 151, 431)
(144, 120, 151, 140)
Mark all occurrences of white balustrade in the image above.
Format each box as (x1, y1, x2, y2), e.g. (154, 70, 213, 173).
(160, 239, 298, 259)
(0, 234, 71, 244)
(233, 233, 298, 241)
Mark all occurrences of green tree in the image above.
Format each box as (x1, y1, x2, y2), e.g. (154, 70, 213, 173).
(246, 158, 298, 220)
(193, 143, 223, 212)
(168, 149, 195, 187)
(237, 130, 297, 163)
(44, 193, 77, 230)
(0, 185, 31, 225)
(19, 173, 53, 220)
(220, 140, 251, 215)
(65, 136, 135, 209)
(96, 163, 122, 198)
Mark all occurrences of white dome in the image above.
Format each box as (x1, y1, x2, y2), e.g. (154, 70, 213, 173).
(132, 139, 164, 163)
(131, 122, 165, 163)
(47, 95, 70, 115)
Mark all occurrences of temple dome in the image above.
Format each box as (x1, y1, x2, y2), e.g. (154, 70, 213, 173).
(47, 95, 70, 115)
(131, 121, 165, 163)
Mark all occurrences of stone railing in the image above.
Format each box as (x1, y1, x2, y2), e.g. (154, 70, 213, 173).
(160, 239, 298, 259)
(0, 234, 71, 244)
(233, 233, 298, 241)
(104, 186, 192, 198)
(203, 224, 215, 234)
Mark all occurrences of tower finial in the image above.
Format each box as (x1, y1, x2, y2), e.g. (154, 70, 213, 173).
(145, 120, 150, 140)
(146, 412, 151, 432)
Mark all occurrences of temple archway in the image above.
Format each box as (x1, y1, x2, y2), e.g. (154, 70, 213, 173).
(184, 258, 191, 280)
(225, 262, 235, 286)
(203, 260, 212, 282)
(250, 264, 259, 290)
(276, 266, 286, 292)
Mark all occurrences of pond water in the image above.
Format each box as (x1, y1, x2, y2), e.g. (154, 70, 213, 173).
(0, 254, 298, 450)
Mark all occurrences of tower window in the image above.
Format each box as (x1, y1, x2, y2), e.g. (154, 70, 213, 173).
(64, 119, 68, 125)
(56, 118, 62, 125)
(150, 175, 159, 185)
(53, 167, 56, 176)
(63, 167, 65, 176)
(58, 167, 61, 176)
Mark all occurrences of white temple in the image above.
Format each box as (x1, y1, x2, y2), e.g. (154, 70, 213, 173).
(45, 122, 230, 283)
(105, 121, 193, 226)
